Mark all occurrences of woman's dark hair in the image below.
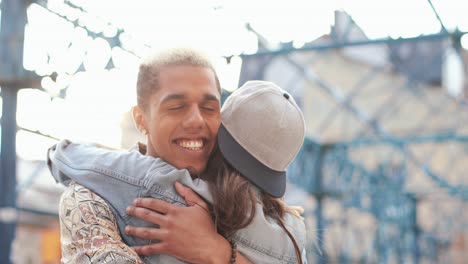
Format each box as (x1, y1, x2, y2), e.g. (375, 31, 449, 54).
(202, 148, 304, 263)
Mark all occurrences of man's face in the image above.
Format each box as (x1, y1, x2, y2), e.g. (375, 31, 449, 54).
(144, 65, 221, 175)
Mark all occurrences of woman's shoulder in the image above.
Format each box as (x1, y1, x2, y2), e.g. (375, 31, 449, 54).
(59, 182, 117, 225)
(58, 182, 143, 263)
(60, 181, 108, 205)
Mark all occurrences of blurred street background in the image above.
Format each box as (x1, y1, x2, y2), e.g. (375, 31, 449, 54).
(0, 0, 467, 263)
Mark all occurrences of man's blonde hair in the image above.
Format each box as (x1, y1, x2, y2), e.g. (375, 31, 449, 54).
(136, 47, 221, 110)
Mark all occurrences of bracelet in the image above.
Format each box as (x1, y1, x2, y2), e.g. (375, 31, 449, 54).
(229, 239, 237, 264)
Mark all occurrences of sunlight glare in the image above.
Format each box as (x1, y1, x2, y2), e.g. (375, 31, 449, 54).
(243, 31, 259, 55)
(40, 76, 60, 97)
(16, 130, 59, 161)
(430, 0, 468, 32)
(341, 0, 440, 39)
(17, 89, 53, 132)
(461, 34, 468, 50)
(214, 56, 242, 92)
(83, 37, 112, 71)
(111, 47, 139, 70)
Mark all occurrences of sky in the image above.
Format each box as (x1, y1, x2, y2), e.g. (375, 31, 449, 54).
(1, 0, 467, 160)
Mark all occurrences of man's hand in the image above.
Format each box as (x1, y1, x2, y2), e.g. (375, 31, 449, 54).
(125, 182, 231, 264)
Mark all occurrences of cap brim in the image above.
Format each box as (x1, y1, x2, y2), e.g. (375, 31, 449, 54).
(217, 124, 286, 198)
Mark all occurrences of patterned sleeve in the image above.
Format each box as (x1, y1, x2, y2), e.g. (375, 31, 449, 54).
(59, 182, 144, 264)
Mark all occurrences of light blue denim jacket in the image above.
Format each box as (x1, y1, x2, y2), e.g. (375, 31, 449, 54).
(47, 140, 307, 264)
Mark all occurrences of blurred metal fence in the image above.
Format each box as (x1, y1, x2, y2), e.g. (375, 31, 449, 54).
(238, 15, 467, 263)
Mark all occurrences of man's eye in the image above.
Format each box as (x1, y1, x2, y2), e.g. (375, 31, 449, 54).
(169, 105, 184, 110)
(202, 107, 215, 112)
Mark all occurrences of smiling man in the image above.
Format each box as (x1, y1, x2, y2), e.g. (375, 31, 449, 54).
(132, 63, 221, 176)
(53, 48, 253, 263)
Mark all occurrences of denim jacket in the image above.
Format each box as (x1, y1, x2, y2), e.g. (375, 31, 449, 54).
(47, 140, 307, 264)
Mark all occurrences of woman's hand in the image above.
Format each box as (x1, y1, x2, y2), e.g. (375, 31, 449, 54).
(125, 181, 231, 264)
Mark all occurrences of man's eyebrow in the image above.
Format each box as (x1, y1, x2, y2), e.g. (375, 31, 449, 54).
(203, 94, 220, 102)
(161, 94, 185, 104)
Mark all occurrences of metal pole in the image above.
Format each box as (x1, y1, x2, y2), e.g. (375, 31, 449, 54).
(0, 0, 28, 262)
(409, 195, 420, 264)
(0, 87, 18, 264)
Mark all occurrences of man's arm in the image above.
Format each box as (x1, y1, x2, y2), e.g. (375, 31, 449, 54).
(125, 182, 253, 264)
(59, 182, 144, 264)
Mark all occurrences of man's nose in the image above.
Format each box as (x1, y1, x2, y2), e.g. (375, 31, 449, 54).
(182, 106, 204, 130)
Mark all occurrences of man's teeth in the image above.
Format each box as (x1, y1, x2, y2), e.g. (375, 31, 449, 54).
(177, 140, 204, 150)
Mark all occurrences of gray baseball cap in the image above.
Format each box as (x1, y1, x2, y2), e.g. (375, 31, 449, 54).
(218, 81, 305, 198)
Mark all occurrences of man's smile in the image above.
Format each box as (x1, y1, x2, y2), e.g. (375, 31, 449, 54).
(174, 138, 206, 151)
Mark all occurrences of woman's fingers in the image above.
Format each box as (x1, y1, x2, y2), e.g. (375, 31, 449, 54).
(174, 181, 209, 211)
(133, 243, 167, 256)
(132, 197, 172, 214)
(125, 225, 168, 240)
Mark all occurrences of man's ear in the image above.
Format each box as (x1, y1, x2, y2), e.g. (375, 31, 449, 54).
(132, 106, 148, 135)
